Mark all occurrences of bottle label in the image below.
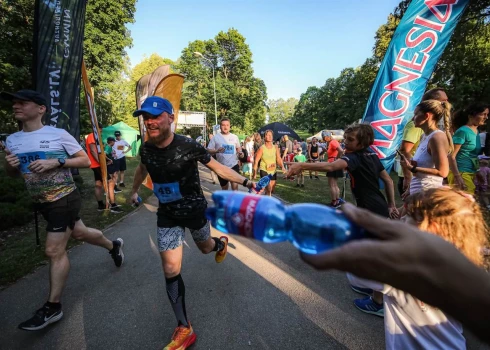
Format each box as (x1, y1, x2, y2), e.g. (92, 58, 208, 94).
(230, 195, 260, 238)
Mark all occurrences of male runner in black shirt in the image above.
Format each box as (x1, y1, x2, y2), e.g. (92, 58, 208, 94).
(131, 96, 255, 350)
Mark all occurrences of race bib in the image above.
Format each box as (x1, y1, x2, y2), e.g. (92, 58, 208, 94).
(312, 152, 318, 158)
(153, 182, 182, 203)
(267, 163, 276, 171)
(223, 144, 235, 155)
(117, 145, 124, 150)
(17, 151, 47, 174)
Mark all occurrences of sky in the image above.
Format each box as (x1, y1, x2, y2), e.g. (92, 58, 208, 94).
(127, 0, 401, 100)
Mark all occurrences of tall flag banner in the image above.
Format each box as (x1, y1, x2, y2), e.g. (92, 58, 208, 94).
(34, 0, 87, 140)
(148, 65, 171, 96)
(362, 0, 469, 171)
(135, 74, 151, 139)
(153, 73, 185, 132)
(81, 61, 109, 205)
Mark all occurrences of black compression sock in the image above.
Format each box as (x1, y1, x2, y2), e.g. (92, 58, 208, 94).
(212, 237, 224, 251)
(165, 274, 188, 327)
(45, 301, 61, 310)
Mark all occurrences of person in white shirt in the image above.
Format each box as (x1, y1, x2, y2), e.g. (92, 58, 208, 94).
(207, 118, 243, 190)
(113, 130, 132, 188)
(346, 187, 485, 350)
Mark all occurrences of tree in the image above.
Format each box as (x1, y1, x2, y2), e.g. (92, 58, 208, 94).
(267, 98, 298, 124)
(177, 28, 267, 134)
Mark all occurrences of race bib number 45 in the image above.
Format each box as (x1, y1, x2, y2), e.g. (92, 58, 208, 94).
(17, 152, 47, 174)
(153, 182, 182, 203)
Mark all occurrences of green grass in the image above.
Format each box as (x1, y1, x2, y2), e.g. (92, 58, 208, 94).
(273, 169, 403, 207)
(0, 154, 152, 288)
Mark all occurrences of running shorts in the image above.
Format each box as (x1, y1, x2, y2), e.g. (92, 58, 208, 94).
(217, 164, 240, 187)
(36, 190, 81, 233)
(157, 221, 211, 251)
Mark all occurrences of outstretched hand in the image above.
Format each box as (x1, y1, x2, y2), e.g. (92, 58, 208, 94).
(300, 203, 478, 309)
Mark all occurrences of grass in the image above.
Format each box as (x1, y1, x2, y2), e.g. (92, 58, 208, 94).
(273, 168, 403, 207)
(0, 154, 152, 288)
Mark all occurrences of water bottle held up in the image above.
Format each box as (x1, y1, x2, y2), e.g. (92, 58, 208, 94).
(206, 191, 364, 254)
(249, 174, 273, 193)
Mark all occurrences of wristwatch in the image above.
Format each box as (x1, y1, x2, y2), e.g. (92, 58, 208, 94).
(57, 158, 66, 168)
(410, 165, 417, 173)
(242, 179, 249, 187)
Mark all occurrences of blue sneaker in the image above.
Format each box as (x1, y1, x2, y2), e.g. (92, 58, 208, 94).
(354, 296, 384, 317)
(351, 285, 373, 296)
(334, 198, 347, 208)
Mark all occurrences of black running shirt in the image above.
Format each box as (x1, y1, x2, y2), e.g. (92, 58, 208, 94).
(140, 134, 212, 226)
(341, 148, 389, 217)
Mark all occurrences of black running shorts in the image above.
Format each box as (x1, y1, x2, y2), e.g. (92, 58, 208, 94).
(92, 167, 111, 182)
(217, 164, 240, 187)
(36, 190, 81, 233)
(114, 157, 127, 172)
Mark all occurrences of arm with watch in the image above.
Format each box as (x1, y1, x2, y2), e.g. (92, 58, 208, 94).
(399, 135, 450, 178)
(206, 157, 256, 190)
(27, 150, 91, 173)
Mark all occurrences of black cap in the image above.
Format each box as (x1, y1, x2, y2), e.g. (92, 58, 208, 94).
(114, 131, 121, 136)
(107, 137, 116, 143)
(0, 89, 47, 106)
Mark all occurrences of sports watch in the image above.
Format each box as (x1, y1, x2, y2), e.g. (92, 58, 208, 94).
(57, 158, 66, 168)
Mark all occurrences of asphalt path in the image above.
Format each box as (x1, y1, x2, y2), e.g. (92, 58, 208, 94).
(0, 165, 485, 349)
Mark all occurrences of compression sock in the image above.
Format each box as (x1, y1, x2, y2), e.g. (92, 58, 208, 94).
(212, 237, 225, 251)
(165, 274, 188, 327)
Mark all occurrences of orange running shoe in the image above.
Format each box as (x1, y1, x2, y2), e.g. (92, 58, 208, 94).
(215, 236, 228, 263)
(163, 323, 196, 350)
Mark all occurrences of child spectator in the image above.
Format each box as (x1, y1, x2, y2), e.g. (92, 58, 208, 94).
(293, 147, 307, 187)
(348, 187, 486, 349)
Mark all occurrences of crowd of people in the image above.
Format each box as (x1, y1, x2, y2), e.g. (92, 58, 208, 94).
(2, 89, 490, 349)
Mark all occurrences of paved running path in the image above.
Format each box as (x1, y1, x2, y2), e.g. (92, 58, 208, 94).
(0, 165, 485, 349)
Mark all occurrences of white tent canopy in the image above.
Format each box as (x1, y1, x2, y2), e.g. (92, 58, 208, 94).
(307, 129, 344, 142)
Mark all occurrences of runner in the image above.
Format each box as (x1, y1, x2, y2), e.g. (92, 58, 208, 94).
(1, 89, 124, 331)
(130, 96, 255, 350)
(308, 137, 320, 179)
(113, 130, 132, 189)
(207, 117, 243, 191)
(86, 125, 123, 213)
(322, 131, 345, 207)
(253, 129, 287, 196)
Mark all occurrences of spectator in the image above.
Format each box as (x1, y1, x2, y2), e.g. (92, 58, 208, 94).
(293, 147, 307, 187)
(308, 137, 320, 179)
(243, 136, 254, 180)
(113, 130, 132, 189)
(448, 102, 489, 193)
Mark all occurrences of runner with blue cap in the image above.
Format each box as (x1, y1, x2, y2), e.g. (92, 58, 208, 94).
(131, 96, 257, 350)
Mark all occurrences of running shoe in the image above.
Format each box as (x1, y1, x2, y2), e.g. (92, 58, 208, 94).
(164, 323, 196, 350)
(351, 285, 373, 296)
(354, 296, 384, 317)
(296, 184, 300, 187)
(114, 187, 122, 193)
(97, 203, 106, 211)
(18, 303, 63, 331)
(301, 184, 305, 187)
(215, 236, 228, 263)
(315, 176, 320, 180)
(333, 198, 347, 209)
(119, 183, 126, 188)
(110, 205, 123, 214)
(110, 238, 124, 267)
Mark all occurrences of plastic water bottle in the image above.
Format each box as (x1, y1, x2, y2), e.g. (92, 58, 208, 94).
(249, 174, 273, 194)
(132, 196, 142, 207)
(206, 191, 364, 254)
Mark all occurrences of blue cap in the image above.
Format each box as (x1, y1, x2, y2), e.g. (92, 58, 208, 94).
(133, 96, 174, 117)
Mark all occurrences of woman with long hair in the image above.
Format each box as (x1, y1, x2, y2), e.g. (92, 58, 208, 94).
(253, 129, 286, 196)
(400, 100, 454, 195)
(448, 102, 489, 193)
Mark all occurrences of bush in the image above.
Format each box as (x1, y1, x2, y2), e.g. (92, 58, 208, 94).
(0, 174, 33, 230)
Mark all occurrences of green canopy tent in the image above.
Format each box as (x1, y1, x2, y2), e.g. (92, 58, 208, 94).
(102, 121, 140, 157)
